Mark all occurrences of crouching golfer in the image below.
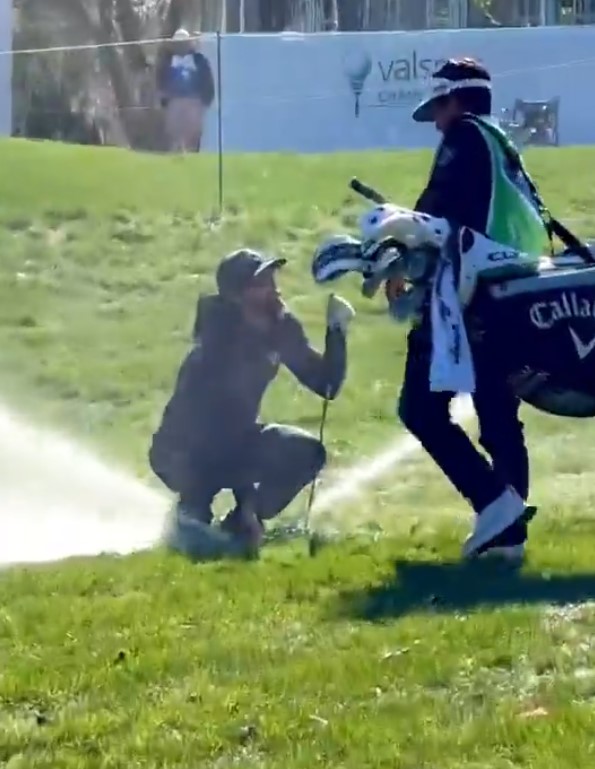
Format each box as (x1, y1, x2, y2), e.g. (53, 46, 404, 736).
(149, 248, 354, 554)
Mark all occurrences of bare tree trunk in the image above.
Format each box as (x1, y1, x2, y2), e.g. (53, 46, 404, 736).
(259, 0, 289, 30)
(467, 0, 501, 27)
(202, 0, 225, 30)
(322, 0, 338, 27)
(114, 0, 147, 70)
(160, 0, 197, 36)
(398, 0, 427, 29)
(486, 0, 520, 25)
(338, 0, 364, 30)
(96, 2, 140, 145)
(225, 0, 241, 31)
(241, 0, 261, 31)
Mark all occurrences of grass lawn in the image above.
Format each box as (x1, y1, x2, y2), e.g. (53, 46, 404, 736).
(1, 138, 595, 767)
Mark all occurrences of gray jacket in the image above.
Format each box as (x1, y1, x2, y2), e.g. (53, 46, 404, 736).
(151, 294, 346, 461)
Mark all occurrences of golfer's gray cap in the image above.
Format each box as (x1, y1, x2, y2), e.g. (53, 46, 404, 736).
(216, 249, 286, 298)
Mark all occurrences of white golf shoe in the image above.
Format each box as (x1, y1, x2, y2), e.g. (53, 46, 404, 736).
(462, 487, 535, 560)
(480, 542, 526, 564)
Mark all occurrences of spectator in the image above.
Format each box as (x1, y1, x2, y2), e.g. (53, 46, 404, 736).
(157, 28, 214, 152)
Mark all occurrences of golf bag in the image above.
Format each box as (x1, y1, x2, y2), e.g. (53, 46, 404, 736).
(476, 253, 595, 417)
(312, 179, 595, 418)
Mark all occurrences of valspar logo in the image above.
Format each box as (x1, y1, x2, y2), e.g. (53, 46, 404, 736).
(344, 50, 446, 116)
(529, 291, 595, 330)
(377, 52, 446, 108)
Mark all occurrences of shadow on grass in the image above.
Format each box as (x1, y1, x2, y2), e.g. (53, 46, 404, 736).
(336, 557, 595, 621)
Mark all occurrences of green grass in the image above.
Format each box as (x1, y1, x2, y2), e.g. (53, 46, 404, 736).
(2, 138, 595, 767)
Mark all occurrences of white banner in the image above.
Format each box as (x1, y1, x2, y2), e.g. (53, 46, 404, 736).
(208, 27, 595, 153)
(0, 0, 11, 136)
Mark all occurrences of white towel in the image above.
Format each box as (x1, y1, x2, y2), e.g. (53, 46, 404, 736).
(429, 257, 476, 393)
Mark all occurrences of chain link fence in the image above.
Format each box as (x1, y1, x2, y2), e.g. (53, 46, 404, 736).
(5, 0, 595, 159)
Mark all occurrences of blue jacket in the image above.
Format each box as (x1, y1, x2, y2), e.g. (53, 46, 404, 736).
(159, 51, 215, 104)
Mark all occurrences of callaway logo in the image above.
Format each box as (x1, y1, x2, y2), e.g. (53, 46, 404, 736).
(529, 290, 595, 360)
(568, 328, 595, 360)
(529, 291, 595, 329)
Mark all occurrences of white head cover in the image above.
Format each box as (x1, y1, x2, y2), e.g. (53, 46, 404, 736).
(311, 234, 365, 284)
(359, 204, 450, 250)
(311, 206, 451, 286)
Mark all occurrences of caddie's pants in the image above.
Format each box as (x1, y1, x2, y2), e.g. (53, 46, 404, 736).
(398, 323, 529, 521)
(149, 423, 326, 522)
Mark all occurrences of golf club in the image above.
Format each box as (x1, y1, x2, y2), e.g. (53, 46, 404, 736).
(305, 390, 330, 557)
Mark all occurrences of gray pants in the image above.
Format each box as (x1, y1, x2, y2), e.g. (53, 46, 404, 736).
(149, 423, 326, 521)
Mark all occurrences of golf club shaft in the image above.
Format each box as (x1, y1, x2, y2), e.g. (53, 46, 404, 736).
(305, 393, 330, 521)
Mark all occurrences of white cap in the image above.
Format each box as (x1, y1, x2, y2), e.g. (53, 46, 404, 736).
(412, 77, 491, 122)
(172, 28, 191, 41)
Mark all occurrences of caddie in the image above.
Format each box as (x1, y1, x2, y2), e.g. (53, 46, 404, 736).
(396, 57, 552, 560)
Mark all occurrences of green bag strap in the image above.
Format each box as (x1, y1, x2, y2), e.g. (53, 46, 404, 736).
(462, 114, 558, 253)
(464, 114, 592, 260)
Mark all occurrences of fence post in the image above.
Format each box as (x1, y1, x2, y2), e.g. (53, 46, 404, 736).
(216, 29, 224, 217)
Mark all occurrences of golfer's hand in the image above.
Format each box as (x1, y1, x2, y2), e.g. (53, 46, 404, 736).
(326, 293, 355, 332)
(384, 276, 407, 302)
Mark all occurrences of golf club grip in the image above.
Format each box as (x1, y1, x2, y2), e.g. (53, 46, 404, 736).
(349, 178, 387, 205)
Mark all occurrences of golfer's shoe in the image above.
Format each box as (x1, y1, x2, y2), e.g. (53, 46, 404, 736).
(174, 499, 212, 525)
(220, 503, 265, 559)
(164, 502, 237, 561)
(462, 487, 536, 560)
(481, 543, 526, 563)
(478, 519, 529, 563)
